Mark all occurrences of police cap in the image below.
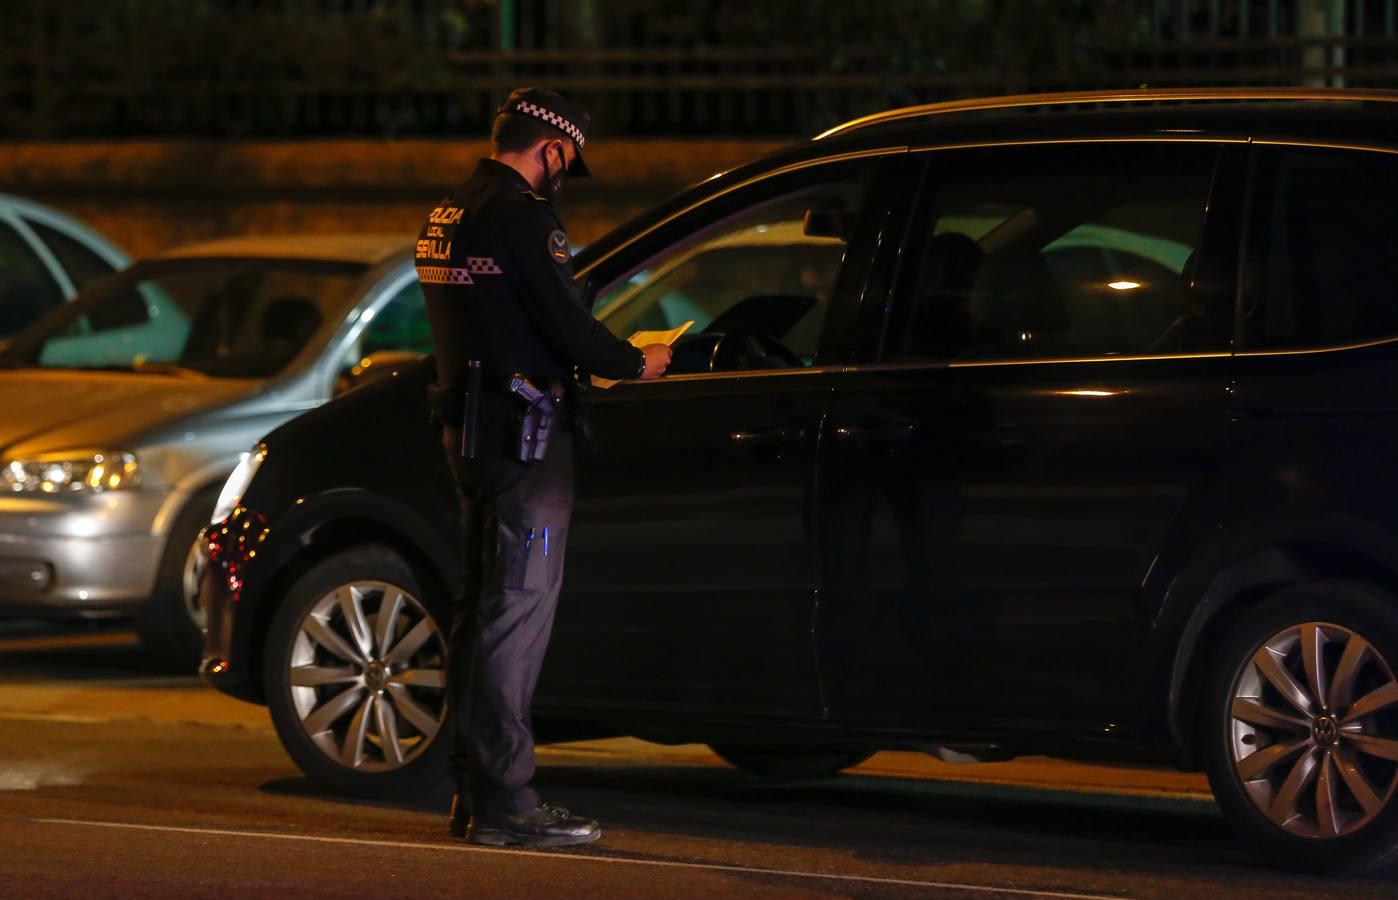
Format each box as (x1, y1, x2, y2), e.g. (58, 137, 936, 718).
(496, 87, 592, 177)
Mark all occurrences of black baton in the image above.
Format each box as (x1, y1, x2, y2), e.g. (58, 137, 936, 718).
(461, 360, 482, 460)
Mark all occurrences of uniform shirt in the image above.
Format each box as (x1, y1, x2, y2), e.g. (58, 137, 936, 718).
(417, 158, 644, 390)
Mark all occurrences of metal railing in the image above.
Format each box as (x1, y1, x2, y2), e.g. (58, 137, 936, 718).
(3, 0, 1397, 139)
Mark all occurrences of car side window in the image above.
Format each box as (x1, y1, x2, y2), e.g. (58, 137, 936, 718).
(892, 142, 1223, 362)
(361, 279, 431, 356)
(26, 219, 118, 292)
(592, 160, 876, 373)
(1243, 147, 1398, 351)
(0, 220, 65, 339)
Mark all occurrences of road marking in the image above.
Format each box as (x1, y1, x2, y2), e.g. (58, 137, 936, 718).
(37, 817, 1126, 899)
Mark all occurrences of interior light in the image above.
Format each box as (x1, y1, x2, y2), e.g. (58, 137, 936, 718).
(1108, 280, 1141, 291)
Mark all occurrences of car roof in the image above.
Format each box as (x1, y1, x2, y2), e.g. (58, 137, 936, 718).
(157, 233, 414, 266)
(576, 89, 1398, 271)
(821, 98, 1398, 152)
(812, 87, 1398, 141)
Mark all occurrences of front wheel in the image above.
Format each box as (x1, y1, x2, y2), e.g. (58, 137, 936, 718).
(710, 744, 874, 780)
(264, 544, 451, 798)
(135, 487, 218, 672)
(1203, 581, 1398, 874)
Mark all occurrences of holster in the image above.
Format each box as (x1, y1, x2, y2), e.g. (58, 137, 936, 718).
(507, 374, 563, 463)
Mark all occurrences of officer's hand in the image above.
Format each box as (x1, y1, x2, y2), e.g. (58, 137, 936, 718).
(639, 343, 672, 380)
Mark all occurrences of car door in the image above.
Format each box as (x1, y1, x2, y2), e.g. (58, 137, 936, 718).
(539, 150, 911, 720)
(816, 140, 1245, 739)
(1229, 144, 1398, 555)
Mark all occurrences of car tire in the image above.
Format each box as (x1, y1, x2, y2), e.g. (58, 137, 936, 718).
(1203, 580, 1398, 874)
(135, 487, 218, 672)
(264, 543, 450, 799)
(709, 745, 874, 780)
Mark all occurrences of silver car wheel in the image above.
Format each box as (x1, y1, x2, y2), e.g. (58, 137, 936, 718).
(1230, 621, 1398, 838)
(288, 580, 447, 772)
(182, 536, 207, 633)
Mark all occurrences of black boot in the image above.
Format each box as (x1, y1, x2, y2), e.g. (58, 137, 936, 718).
(467, 802, 601, 848)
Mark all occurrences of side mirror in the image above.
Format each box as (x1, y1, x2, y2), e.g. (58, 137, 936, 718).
(335, 350, 424, 395)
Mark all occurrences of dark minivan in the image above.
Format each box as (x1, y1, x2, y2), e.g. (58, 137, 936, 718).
(202, 89, 1398, 873)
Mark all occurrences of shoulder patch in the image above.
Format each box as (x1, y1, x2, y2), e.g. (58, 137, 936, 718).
(548, 230, 570, 263)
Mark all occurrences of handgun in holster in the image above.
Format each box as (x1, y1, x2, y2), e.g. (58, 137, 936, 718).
(508, 374, 562, 463)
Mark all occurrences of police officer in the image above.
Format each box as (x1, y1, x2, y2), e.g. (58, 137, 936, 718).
(417, 88, 671, 848)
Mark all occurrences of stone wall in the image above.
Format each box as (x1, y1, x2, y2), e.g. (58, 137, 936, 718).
(0, 139, 789, 258)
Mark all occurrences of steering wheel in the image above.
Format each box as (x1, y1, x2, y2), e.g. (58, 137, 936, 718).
(710, 330, 805, 371)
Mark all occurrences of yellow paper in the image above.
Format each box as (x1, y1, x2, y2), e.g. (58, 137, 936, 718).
(592, 321, 694, 388)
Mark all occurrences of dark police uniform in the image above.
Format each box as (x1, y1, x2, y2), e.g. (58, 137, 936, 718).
(416, 90, 644, 838)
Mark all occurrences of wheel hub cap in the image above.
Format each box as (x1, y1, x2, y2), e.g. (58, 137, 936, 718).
(1313, 715, 1339, 747)
(1228, 621, 1398, 839)
(286, 581, 447, 773)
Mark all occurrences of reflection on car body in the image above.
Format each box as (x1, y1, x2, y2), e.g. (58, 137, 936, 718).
(200, 89, 1398, 874)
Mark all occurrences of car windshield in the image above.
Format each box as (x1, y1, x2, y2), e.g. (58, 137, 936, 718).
(0, 257, 365, 378)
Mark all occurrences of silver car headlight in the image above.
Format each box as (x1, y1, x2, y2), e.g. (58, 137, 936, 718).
(2, 450, 141, 493)
(211, 444, 267, 524)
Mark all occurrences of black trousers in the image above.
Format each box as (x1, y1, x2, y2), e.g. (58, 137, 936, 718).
(444, 428, 574, 817)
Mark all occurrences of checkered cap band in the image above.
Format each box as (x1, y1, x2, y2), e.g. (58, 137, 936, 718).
(512, 101, 586, 148)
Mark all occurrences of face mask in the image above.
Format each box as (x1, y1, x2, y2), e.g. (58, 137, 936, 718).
(539, 143, 568, 202)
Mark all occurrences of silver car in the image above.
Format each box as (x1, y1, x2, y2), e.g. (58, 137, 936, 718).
(0, 192, 129, 344)
(0, 234, 422, 668)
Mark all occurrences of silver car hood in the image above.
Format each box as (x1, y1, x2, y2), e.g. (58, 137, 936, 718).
(0, 370, 262, 457)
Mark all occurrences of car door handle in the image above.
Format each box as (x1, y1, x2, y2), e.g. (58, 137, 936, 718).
(832, 424, 915, 441)
(730, 428, 802, 445)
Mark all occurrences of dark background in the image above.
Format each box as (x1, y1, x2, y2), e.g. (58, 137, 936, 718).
(6, 0, 1395, 141)
(3, 1, 1395, 256)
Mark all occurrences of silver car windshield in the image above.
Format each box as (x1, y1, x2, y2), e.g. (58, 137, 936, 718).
(2, 258, 365, 378)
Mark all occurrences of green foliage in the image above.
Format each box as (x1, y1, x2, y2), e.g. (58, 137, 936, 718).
(700, 0, 1149, 94)
(24, 0, 499, 87)
(6, 0, 1165, 137)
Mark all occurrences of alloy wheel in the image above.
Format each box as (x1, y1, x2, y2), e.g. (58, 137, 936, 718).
(288, 581, 447, 771)
(1229, 621, 1398, 838)
(182, 537, 207, 633)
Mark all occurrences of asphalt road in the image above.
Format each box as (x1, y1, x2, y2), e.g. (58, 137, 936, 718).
(1, 621, 1394, 899)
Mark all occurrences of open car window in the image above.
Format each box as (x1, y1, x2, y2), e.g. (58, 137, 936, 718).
(592, 163, 875, 374)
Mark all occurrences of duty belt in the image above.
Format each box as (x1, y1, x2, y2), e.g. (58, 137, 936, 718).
(427, 363, 563, 462)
